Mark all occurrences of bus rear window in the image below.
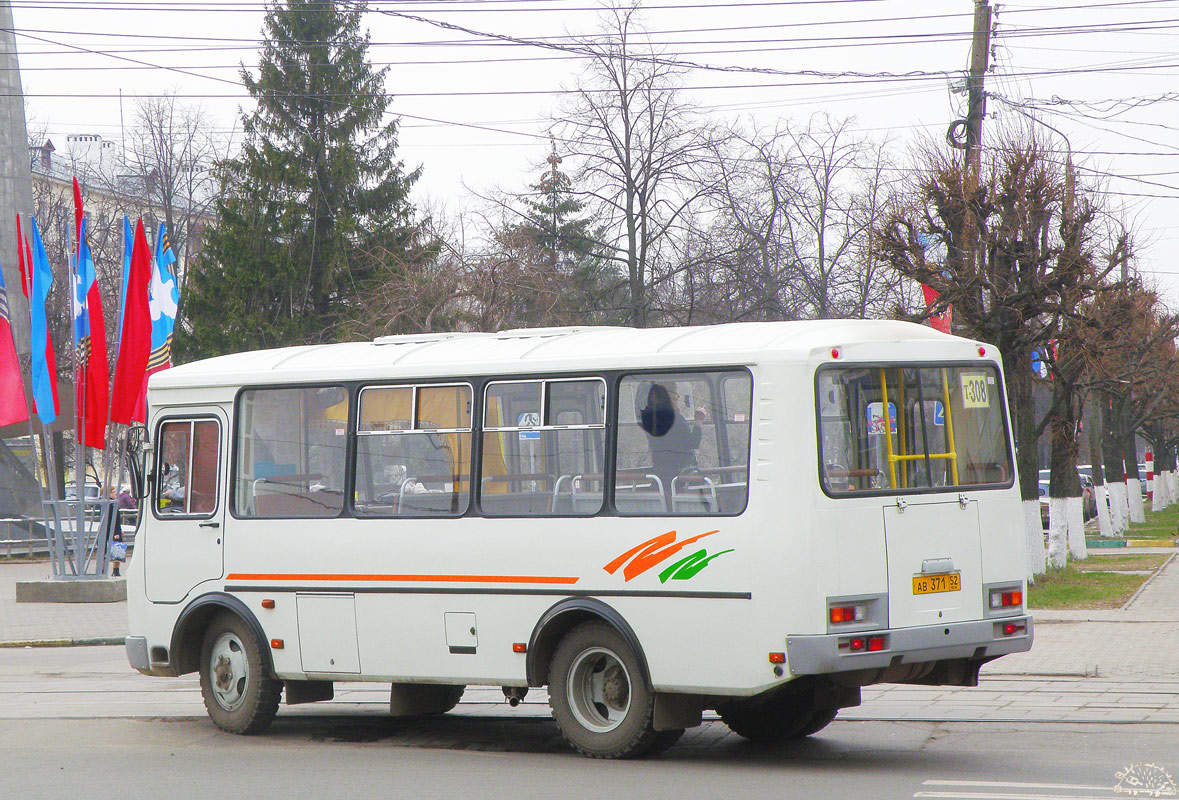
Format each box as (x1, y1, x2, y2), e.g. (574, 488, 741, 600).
(818, 365, 1012, 495)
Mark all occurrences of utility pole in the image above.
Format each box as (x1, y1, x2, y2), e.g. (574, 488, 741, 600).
(0, 0, 35, 354)
(966, 0, 992, 180)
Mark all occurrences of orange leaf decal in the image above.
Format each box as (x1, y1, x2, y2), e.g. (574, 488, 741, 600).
(603, 530, 719, 582)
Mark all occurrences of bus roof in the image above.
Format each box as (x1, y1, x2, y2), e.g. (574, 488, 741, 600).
(151, 320, 980, 391)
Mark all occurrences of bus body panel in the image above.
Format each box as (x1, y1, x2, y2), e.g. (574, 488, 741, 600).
(124, 321, 1032, 721)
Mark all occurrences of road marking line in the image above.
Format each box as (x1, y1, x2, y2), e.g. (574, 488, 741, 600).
(923, 780, 1111, 791)
(915, 793, 1113, 800)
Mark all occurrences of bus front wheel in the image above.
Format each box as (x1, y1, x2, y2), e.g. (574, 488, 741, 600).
(198, 612, 282, 734)
(548, 622, 674, 758)
(717, 693, 837, 741)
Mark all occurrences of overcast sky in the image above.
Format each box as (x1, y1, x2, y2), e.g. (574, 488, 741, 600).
(11, 0, 1179, 300)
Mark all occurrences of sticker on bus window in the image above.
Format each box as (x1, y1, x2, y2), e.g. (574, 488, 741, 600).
(866, 402, 897, 435)
(960, 373, 989, 408)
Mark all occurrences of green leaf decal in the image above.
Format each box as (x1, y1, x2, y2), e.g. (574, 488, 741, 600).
(657, 548, 734, 583)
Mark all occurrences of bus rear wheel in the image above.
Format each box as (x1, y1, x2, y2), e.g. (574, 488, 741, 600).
(548, 622, 672, 759)
(198, 613, 282, 735)
(717, 693, 836, 742)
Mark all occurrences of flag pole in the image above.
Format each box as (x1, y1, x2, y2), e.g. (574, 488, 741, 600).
(66, 217, 87, 577)
(106, 217, 132, 534)
(23, 409, 51, 560)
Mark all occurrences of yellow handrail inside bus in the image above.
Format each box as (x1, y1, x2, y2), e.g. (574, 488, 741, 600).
(879, 369, 898, 490)
(940, 369, 959, 485)
(879, 367, 961, 489)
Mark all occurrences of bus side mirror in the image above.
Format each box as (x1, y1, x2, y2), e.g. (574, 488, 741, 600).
(126, 425, 149, 500)
(129, 455, 145, 501)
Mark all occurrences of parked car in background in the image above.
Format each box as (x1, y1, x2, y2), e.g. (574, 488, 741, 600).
(1079, 473, 1097, 519)
(1036, 470, 1096, 522)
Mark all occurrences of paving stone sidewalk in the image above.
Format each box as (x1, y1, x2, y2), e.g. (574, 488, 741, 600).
(0, 560, 128, 643)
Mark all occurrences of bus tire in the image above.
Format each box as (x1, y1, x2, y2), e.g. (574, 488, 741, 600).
(716, 692, 821, 742)
(198, 612, 282, 735)
(796, 708, 839, 737)
(548, 621, 665, 759)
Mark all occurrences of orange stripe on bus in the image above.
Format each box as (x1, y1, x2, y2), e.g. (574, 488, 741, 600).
(225, 573, 580, 585)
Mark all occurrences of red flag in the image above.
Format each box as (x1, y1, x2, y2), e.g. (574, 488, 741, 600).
(921, 284, 952, 334)
(76, 217, 108, 449)
(110, 219, 152, 425)
(72, 177, 83, 252)
(15, 214, 28, 298)
(0, 264, 27, 427)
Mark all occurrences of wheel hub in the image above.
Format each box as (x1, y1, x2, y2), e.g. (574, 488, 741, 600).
(208, 632, 248, 711)
(567, 647, 632, 733)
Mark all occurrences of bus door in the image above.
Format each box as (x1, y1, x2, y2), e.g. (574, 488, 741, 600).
(145, 410, 227, 603)
(883, 497, 983, 628)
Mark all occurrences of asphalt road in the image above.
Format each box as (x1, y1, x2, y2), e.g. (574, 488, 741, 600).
(2, 716, 1176, 800)
(1, 647, 1176, 799)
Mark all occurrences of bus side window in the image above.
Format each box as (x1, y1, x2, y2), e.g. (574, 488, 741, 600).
(480, 378, 605, 517)
(234, 386, 348, 518)
(614, 371, 751, 516)
(155, 418, 220, 518)
(354, 384, 473, 518)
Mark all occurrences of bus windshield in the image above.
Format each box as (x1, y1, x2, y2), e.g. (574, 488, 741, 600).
(818, 364, 1012, 495)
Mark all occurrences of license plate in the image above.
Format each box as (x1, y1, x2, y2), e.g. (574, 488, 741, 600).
(912, 572, 961, 595)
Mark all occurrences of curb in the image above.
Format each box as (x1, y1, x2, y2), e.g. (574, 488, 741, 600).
(0, 636, 124, 649)
(1120, 552, 1177, 611)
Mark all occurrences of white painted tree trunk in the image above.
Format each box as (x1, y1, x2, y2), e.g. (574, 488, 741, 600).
(1160, 470, 1174, 508)
(1024, 499, 1046, 580)
(1108, 482, 1129, 536)
(1127, 478, 1146, 524)
(1047, 498, 1068, 569)
(1065, 496, 1086, 561)
(1171, 472, 1179, 506)
(1151, 471, 1167, 511)
(1095, 484, 1113, 538)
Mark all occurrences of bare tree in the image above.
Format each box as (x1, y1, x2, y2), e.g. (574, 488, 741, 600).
(551, 7, 719, 327)
(875, 128, 1123, 579)
(124, 94, 223, 293)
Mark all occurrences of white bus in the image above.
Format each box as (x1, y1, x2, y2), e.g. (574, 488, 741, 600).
(124, 320, 1032, 758)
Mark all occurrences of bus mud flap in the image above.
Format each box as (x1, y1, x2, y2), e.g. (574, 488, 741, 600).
(285, 680, 334, 705)
(654, 694, 704, 731)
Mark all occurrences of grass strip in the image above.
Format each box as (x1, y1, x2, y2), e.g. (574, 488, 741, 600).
(1028, 564, 1149, 609)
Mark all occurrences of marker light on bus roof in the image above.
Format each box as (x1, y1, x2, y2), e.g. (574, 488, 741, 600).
(831, 348, 840, 359)
(978, 346, 987, 357)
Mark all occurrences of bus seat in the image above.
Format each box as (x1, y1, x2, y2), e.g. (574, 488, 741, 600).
(396, 492, 461, 516)
(480, 492, 553, 516)
(614, 492, 667, 513)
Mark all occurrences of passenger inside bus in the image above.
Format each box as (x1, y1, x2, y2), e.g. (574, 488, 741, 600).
(639, 383, 704, 500)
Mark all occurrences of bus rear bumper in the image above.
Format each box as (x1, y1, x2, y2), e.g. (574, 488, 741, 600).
(785, 616, 1033, 678)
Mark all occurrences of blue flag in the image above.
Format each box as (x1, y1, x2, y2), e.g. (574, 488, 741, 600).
(73, 219, 94, 356)
(29, 217, 56, 426)
(147, 223, 179, 372)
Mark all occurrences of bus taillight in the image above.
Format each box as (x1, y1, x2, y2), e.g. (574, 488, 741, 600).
(989, 587, 1023, 609)
(829, 604, 866, 624)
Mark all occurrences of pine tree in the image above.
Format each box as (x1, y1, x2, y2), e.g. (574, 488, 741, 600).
(499, 139, 624, 325)
(177, 0, 426, 361)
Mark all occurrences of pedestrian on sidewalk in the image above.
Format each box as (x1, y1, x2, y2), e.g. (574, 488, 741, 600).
(108, 530, 126, 577)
